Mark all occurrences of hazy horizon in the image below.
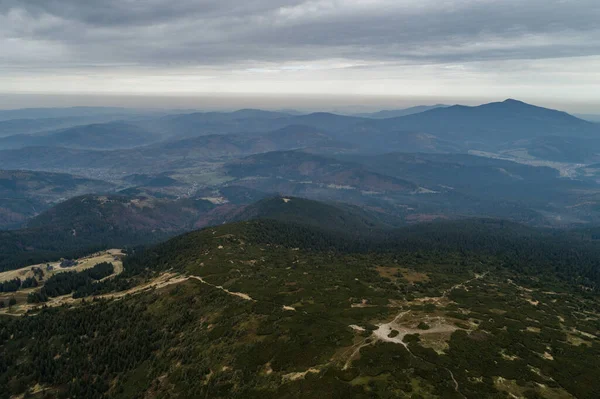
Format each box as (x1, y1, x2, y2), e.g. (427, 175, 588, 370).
(0, 92, 598, 114)
(1, 1, 599, 114)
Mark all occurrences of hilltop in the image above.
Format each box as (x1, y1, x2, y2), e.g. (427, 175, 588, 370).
(229, 196, 402, 232)
(0, 170, 114, 229)
(365, 99, 599, 144)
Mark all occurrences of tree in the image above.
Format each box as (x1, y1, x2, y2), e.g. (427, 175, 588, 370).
(27, 289, 49, 304)
(9, 296, 17, 307)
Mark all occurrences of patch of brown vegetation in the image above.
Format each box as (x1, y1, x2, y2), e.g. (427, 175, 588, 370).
(400, 268, 430, 283)
(418, 332, 453, 354)
(376, 266, 400, 281)
(375, 266, 429, 284)
(410, 296, 453, 307)
(566, 334, 592, 347)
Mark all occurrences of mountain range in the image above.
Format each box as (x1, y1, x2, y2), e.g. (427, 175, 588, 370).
(1, 99, 598, 157)
(354, 104, 449, 119)
(0, 122, 161, 150)
(0, 170, 114, 229)
(1, 99, 600, 231)
(356, 99, 600, 147)
(2, 97, 600, 399)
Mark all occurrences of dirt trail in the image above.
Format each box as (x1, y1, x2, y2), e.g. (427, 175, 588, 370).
(189, 276, 255, 301)
(372, 311, 413, 349)
(282, 368, 319, 382)
(441, 271, 489, 298)
(2, 271, 258, 317)
(0, 272, 185, 316)
(345, 272, 488, 395)
(373, 272, 488, 348)
(343, 337, 372, 370)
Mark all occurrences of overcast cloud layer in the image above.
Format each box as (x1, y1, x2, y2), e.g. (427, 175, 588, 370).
(0, 0, 599, 109)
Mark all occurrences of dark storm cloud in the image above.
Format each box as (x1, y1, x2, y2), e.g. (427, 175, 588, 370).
(0, 0, 599, 69)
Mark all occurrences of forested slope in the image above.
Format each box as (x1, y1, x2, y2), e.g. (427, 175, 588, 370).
(0, 195, 215, 272)
(1, 219, 599, 398)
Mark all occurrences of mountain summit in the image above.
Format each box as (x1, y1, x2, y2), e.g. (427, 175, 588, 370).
(366, 99, 598, 143)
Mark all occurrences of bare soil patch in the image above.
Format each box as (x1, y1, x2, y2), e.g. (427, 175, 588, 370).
(375, 266, 429, 283)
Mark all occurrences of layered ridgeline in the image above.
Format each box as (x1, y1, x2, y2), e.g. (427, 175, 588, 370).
(0, 170, 115, 229)
(5, 193, 600, 286)
(2, 100, 598, 171)
(0, 126, 351, 173)
(0, 195, 216, 272)
(0, 195, 398, 272)
(222, 150, 596, 225)
(1, 217, 599, 398)
(353, 104, 449, 119)
(2, 100, 600, 227)
(0, 122, 161, 150)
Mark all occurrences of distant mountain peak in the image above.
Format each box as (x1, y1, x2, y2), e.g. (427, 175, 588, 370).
(365, 98, 597, 143)
(304, 111, 339, 117)
(502, 98, 526, 104)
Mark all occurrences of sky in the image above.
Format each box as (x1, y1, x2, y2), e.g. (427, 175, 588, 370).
(0, 0, 599, 112)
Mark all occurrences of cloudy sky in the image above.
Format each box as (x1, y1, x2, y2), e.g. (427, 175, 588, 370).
(0, 0, 599, 111)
